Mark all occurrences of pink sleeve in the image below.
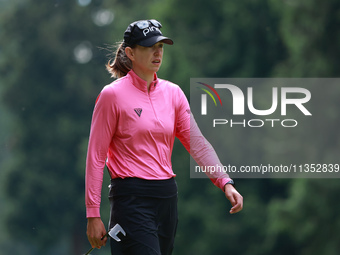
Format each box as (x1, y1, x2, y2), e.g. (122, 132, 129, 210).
(85, 87, 117, 218)
(175, 88, 231, 191)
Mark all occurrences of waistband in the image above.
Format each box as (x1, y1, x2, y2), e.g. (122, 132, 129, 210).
(108, 177, 178, 198)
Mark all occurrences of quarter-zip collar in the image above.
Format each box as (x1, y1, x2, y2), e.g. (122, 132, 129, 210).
(128, 69, 158, 93)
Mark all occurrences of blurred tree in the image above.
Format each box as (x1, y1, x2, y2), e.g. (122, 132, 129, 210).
(272, 0, 340, 77)
(0, 0, 114, 253)
(264, 0, 340, 254)
(266, 179, 340, 255)
(152, 0, 287, 90)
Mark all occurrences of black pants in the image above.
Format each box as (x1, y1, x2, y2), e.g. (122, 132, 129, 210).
(108, 179, 178, 255)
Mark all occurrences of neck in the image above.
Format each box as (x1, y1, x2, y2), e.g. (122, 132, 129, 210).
(132, 69, 155, 91)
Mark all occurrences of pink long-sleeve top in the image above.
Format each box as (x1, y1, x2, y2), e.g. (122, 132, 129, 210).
(85, 70, 231, 218)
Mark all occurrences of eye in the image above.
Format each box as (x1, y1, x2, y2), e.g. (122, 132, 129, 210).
(153, 43, 164, 50)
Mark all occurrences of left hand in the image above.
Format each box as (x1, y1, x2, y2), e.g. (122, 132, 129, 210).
(224, 184, 243, 214)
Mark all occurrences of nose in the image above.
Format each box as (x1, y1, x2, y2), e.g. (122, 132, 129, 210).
(154, 47, 162, 56)
(153, 44, 163, 56)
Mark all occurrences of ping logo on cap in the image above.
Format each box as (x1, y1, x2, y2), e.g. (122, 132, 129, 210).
(143, 26, 161, 36)
(123, 19, 173, 47)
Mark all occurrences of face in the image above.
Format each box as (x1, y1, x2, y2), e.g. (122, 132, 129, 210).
(127, 42, 164, 76)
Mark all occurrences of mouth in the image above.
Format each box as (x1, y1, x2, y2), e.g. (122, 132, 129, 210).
(152, 59, 161, 65)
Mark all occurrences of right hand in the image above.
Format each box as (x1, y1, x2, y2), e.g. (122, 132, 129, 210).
(86, 217, 108, 249)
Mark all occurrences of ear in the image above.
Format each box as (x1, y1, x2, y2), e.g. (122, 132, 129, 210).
(125, 47, 135, 61)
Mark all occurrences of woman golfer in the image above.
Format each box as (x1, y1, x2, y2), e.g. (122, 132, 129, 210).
(85, 19, 243, 255)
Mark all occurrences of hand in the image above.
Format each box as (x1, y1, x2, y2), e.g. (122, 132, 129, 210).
(87, 217, 108, 249)
(224, 184, 243, 214)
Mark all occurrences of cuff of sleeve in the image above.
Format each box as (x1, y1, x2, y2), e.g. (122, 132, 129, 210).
(219, 178, 232, 192)
(86, 206, 101, 218)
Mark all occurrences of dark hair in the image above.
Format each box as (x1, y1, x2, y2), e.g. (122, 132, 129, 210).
(106, 41, 136, 78)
